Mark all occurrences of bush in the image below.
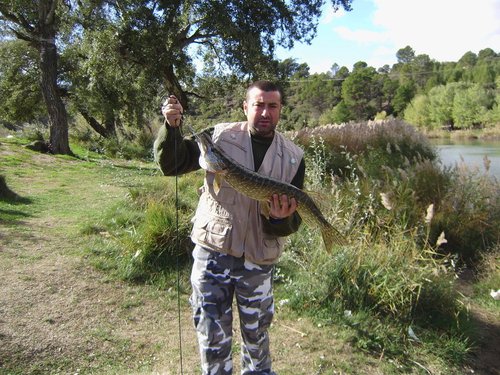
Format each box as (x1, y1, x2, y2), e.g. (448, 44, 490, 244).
(291, 119, 437, 179)
(431, 163, 500, 266)
(277, 121, 497, 364)
(83, 173, 202, 288)
(120, 200, 192, 283)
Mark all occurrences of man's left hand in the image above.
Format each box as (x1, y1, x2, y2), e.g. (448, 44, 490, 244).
(268, 194, 297, 219)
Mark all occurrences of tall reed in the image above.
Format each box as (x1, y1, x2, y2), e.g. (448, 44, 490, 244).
(278, 120, 484, 364)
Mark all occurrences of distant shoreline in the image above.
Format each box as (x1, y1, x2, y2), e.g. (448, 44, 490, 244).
(422, 124, 500, 141)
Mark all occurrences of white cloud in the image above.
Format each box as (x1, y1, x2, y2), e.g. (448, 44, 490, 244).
(369, 45, 397, 67)
(374, 0, 499, 59)
(334, 26, 387, 44)
(337, 0, 499, 61)
(308, 59, 337, 74)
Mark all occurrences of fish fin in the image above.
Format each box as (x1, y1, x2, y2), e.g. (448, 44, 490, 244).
(213, 174, 223, 195)
(321, 226, 347, 252)
(305, 190, 331, 214)
(260, 201, 271, 219)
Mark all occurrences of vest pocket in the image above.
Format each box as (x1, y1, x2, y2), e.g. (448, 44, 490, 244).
(192, 216, 233, 252)
(213, 186, 236, 205)
(260, 237, 285, 263)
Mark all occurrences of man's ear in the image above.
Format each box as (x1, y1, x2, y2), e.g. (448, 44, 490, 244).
(243, 100, 248, 115)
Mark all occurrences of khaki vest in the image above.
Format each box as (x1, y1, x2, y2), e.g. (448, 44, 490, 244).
(190, 122, 304, 264)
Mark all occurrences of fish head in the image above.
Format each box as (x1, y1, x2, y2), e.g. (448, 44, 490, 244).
(193, 130, 227, 173)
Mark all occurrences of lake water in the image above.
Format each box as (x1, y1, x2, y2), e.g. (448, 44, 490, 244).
(430, 139, 500, 179)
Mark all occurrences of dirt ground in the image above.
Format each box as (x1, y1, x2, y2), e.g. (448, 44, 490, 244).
(0, 144, 499, 374)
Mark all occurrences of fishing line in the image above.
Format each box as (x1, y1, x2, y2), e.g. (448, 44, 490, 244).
(173, 100, 184, 374)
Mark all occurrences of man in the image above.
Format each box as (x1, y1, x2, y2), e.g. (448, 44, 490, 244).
(154, 80, 305, 375)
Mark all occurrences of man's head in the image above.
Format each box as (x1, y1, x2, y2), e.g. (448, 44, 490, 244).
(243, 80, 283, 138)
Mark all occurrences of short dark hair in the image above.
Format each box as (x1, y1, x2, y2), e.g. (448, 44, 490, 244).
(246, 80, 283, 103)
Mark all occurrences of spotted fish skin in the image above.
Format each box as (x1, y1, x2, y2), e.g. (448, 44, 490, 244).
(192, 129, 345, 250)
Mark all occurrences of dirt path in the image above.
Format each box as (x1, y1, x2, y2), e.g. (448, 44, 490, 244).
(455, 272, 500, 375)
(0, 146, 198, 373)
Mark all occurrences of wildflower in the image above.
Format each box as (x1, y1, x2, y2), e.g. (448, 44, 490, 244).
(436, 231, 447, 247)
(424, 204, 434, 224)
(380, 192, 393, 210)
(490, 290, 500, 300)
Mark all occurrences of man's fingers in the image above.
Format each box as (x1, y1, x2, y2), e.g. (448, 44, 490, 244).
(162, 95, 183, 127)
(162, 95, 178, 106)
(269, 194, 297, 219)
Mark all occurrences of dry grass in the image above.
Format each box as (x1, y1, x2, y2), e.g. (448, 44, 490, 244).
(289, 119, 431, 154)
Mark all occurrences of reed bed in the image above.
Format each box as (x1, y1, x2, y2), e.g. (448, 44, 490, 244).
(290, 119, 434, 155)
(276, 119, 498, 365)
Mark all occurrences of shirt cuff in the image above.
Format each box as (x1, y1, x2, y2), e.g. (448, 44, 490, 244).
(269, 217, 285, 224)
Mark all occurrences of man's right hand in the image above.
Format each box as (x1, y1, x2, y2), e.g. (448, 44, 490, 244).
(162, 95, 183, 127)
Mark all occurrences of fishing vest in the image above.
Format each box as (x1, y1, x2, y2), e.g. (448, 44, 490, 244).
(190, 122, 304, 265)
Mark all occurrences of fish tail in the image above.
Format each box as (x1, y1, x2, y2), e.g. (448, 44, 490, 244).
(321, 225, 346, 252)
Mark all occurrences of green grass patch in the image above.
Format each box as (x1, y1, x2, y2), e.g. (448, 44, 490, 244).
(81, 172, 202, 289)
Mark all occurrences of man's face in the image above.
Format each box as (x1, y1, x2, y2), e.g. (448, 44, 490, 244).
(243, 87, 282, 138)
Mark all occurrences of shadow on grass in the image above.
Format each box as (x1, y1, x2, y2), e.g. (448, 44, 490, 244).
(0, 195, 33, 204)
(0, 175, 33, 224)
(0, 209, 33, 228)
(0, 175, 33, 205)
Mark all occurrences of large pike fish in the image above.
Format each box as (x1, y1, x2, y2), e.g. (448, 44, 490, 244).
(190, 128, 346, 251)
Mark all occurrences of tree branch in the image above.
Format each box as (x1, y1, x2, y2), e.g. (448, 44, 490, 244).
(8, 26, 38, 45)
(0, 7, 35, 34)
(176, 28, 218, 49)
(45, 0, 58, 26)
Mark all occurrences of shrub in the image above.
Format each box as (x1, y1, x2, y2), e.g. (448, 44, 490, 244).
(291, 119, 437, 180)
(83, 173, 202, 287)
(277, 121, 495, 364)
(120, 200, 192, 283)
(431, 163, 500, 266)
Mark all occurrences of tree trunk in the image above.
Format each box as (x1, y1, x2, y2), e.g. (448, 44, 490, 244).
(38, 0, 72, 155)
(164, 65, 188, 110)
(78, 108, 116, 138)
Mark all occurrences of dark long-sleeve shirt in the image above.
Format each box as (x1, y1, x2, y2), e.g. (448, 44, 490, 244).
(153, 123, 305, 237)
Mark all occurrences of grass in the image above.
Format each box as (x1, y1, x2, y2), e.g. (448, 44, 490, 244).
(1, 120, 499, 374)
(0, 136, 174, 374)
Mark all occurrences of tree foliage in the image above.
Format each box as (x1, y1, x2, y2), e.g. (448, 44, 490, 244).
(1, 0, 353, 145)
(0, 39, 44, 123)
(0, 0, 498, 140)
(342, 64, 378, 120)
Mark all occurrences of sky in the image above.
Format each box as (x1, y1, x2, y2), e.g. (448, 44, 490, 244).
(276, 0, 500, 74)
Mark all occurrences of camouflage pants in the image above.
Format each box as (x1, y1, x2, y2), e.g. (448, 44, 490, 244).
(190, 245, 276, 375)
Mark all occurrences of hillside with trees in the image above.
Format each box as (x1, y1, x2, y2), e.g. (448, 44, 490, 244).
(1, 1, 498, 153)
